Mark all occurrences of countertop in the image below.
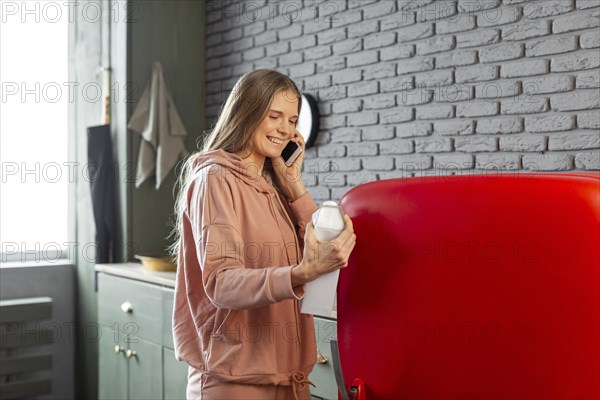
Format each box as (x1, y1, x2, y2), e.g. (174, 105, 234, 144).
(95, 262, 176, 288)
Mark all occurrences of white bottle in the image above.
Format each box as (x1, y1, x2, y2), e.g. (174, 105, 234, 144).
(300, 201, 345, 318)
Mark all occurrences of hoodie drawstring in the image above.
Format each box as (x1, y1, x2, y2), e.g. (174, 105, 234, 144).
(290, 371, 315, 400)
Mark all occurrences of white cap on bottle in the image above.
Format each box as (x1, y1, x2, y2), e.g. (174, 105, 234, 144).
(312, 201, 345, 241)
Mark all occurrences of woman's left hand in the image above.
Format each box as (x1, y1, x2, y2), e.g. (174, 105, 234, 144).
(271, 130, 307, 199)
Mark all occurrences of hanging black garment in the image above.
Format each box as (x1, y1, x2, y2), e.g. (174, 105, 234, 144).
(87, 124, 118, 263)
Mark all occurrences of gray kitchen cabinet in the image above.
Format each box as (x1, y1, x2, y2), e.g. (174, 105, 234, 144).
(161, 288, 176, 349)
(96, 268, 188, 400)
(164, 348, 189, 400)
(99, 331, 163, 400)
(98, 327, 128, 400)
(310, 317, 339, 400)
(129, 337, 163, 400)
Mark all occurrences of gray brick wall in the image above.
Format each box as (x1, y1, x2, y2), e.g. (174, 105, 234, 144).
(204, 0, 600, 202)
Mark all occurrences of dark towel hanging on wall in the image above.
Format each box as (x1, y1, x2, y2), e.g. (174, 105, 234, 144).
(87, 67, 118, 263)
(87, 124, 118, 263)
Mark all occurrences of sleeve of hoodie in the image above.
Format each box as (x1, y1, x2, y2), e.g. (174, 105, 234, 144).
(189, 165, 304, 310)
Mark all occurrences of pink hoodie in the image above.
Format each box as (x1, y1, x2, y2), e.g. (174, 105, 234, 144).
(172, 148, 318, 386)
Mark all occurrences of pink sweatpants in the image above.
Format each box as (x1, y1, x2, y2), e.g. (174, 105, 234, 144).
(186, 366, 313, 400)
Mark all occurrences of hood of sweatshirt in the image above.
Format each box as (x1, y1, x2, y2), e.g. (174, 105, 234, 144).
(190, 148, 277, 194)
(190, 149, 300, 264)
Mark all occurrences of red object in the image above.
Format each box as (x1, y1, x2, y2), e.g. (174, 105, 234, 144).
(338, 172, 600, 400)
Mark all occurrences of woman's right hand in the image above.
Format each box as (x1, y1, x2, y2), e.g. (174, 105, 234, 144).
(291, 214, 357, 285)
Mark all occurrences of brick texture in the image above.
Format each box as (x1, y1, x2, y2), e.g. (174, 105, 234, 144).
(205, 0, 600, 201)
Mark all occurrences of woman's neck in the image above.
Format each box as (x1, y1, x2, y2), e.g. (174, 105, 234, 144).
(235, 150, 265, 177)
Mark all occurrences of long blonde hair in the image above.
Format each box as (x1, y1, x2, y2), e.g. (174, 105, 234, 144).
(167, 69, 302, 259)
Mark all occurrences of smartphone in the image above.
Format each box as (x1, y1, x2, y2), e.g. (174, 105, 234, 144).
(281, 140, 303, 167)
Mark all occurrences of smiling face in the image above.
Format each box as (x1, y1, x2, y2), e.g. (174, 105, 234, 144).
(249, 89, 299, 161)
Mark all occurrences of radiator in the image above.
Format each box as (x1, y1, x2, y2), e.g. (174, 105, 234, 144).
(0, 297, 53, 399)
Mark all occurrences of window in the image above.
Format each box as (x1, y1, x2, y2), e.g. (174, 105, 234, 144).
(1, 0, 69, 263)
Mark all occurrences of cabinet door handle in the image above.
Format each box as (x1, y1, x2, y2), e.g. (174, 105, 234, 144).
(125, 349, 137, 359)
(114, 345, 125, 354)
(121, 301, 133, 313)
(317, 348, 329, 364)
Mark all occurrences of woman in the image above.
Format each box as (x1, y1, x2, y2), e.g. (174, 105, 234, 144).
(169, 69, 356, 400)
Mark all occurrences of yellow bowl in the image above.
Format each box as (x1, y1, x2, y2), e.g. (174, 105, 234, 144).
(134, 254, 177, 272)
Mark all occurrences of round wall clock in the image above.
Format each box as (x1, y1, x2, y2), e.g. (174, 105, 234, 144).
(296, 93, 319, 148)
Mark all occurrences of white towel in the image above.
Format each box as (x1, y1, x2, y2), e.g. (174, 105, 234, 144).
(128, 62, 188, 189)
